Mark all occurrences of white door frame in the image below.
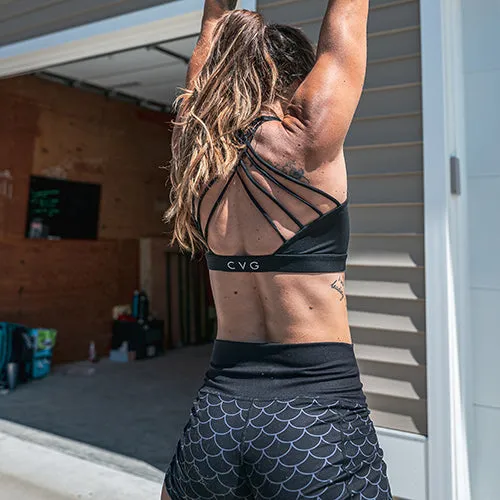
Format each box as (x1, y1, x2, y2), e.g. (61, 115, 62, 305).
(0, 0, 255, 79)
(420, 0, 472, 498)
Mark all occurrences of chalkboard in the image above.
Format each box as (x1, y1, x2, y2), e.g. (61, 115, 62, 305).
(25, 176, 101, 240)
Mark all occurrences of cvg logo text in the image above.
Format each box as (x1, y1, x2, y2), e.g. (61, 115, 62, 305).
(227, 260, 260, 271)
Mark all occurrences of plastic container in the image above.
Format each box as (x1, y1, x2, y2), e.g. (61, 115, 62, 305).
(30, 328, 57, 380)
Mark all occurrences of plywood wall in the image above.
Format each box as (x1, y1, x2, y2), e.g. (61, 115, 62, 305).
(0, 88, 38, 239)
(0, 75, 172, 240)
(0, 75, 173, 362)
(0, 239, 139, 363)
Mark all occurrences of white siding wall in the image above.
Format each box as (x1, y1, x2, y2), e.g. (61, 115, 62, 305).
(259, 0, 427, 438)
(462, 0, 500, 497)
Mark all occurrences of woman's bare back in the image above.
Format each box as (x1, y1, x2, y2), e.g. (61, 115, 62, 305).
(199, 118, 352, 344)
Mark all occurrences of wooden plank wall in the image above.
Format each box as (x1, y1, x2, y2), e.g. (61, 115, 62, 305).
(0, 76, 172, 240)
(0, 75, 172, 362)
(0, 239, 138, 363)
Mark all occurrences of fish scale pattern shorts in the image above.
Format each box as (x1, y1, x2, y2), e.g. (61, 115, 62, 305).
(165, 391, 392, 499)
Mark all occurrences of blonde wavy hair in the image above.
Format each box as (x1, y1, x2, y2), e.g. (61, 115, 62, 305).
(164, 10, 315, 254)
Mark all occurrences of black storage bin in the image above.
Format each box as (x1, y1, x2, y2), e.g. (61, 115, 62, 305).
(112, 320, 164, 360)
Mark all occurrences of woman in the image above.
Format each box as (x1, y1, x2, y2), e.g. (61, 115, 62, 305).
(163, 0, 392, 499)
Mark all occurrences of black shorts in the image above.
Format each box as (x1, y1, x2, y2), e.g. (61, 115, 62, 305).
(165, 341, 392, 500)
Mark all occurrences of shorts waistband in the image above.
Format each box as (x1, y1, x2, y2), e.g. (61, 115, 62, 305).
(203, 340, 366, 404)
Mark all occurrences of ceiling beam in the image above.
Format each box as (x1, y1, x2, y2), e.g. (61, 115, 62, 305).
(35, 70, 173, 113)
(150, 45, 190, 65)
(41, 33, 198, 73)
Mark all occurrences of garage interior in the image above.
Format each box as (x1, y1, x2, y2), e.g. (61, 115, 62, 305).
(0, 11, 226, 474)
(0, 1, 426, 498)
(0, 32, 215, 361)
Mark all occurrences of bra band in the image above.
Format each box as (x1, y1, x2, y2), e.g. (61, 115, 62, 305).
(206, 252, 348, 273)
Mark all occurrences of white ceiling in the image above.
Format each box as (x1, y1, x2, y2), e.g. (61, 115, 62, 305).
(45, 35, 198, 110)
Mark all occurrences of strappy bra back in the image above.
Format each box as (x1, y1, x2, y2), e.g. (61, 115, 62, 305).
(196, 116, 350, 273)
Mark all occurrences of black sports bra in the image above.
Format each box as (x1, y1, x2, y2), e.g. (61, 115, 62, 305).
(196, 116, 350, 273)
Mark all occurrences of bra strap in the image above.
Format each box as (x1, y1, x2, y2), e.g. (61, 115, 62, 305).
(244, 115, 282, 142)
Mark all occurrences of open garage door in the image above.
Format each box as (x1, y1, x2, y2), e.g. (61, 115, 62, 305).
(0, 1, 255, 107)
(39, 35, 198, 113)
(0, 0, 178, 47)
(0, 1, 254, 80)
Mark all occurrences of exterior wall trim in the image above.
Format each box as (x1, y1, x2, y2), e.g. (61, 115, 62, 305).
(377, 427, 427, 500)
(420, 0, 472, 499)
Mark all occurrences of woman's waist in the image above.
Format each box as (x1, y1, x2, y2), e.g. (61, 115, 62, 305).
(214, 312, 352, 345)
(203, 339, 366, 403)
(211, 274, 351, 344)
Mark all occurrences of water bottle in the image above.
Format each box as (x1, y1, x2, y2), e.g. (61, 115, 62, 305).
(132, 290, 140, 318)
(7, 363, 18, 390)
(89, 341, 96, 363)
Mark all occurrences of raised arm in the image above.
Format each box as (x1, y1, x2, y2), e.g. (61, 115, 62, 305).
(172, 1, 237, 148)
(185, 0, 238, 88)
(286, 0, 369, 155)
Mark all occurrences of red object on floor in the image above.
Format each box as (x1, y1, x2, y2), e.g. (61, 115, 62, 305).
(117, 314, 136, 323)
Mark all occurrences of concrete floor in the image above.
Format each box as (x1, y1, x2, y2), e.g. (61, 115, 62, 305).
(0, 427, 162, 499)
(0, 474, 69, 500)
(0, 344, 406, 500)
(0, 343, 213, 476)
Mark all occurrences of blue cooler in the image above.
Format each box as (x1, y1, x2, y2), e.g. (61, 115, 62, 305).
(30, 329, 57, 379)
